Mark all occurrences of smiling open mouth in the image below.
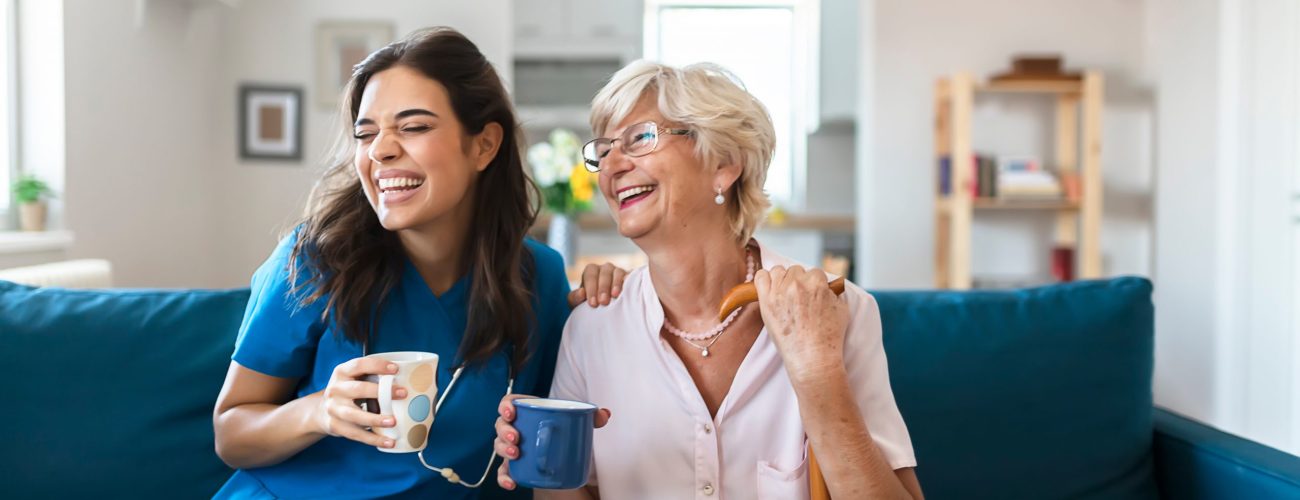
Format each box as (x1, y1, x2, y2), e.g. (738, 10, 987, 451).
(617, 185, 656, 208)
(378, 177, 425, 194)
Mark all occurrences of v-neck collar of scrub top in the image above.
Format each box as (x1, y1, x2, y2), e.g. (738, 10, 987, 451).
(402, 258, 470, 312)
(392, 258, 473, 360)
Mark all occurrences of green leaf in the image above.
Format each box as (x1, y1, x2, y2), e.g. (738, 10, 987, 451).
(11, 173, 53, 204)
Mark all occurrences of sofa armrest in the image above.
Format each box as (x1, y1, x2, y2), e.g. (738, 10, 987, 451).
(1153, 407, 1300, 499)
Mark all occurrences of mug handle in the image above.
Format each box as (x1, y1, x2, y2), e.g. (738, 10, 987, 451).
(377, 374, 399, 440)
(536, 420, 557, 477)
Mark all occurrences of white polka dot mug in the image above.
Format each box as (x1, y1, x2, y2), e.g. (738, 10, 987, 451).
(363, 351, 439, 453)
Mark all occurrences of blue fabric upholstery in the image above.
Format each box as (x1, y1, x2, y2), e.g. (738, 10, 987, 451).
(3, 276, 1297, 498)
(873, 277, 1157, 499)
(0, 280, 247, 498)
(1153, 408, 1300, 499)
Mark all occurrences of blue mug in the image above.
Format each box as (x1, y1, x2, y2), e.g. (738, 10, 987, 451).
(511, 398, 596, 490)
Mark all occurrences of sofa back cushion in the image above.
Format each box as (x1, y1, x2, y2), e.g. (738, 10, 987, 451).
(0, 280, 249, 498)
(875, 277, 1157, 499)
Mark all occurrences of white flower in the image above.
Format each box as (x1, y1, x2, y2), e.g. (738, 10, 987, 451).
(528, 142, 562, 186)
(529, 128, 586, 187)
(549, 128, 582, 164)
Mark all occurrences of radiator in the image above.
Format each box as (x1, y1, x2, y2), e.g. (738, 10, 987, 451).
(0, 259, 113, 288)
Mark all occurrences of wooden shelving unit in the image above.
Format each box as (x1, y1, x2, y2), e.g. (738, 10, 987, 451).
(933, 71, 1104, 289)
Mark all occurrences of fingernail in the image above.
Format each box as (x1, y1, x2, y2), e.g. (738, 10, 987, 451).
(387, 363, 398, 372)
(507, 432, 516, 442)
(600, 293, 609, 302)
(509, 446, 518, 458)
(612, 287, 621, 297)
(383, 418, 395, 426)
(396, 389, 408, 398)
(589, 297, 597, 306)
(384, 440, 395, 448)
(504, 479, 515, 490)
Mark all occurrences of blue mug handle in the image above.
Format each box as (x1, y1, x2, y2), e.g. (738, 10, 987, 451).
(535, 420, 556, 477)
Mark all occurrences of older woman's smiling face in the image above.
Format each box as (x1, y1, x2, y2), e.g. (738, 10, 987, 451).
(597, 97, 723, 244)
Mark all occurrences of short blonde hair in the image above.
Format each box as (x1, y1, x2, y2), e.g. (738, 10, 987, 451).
(590, 60, 776, 243)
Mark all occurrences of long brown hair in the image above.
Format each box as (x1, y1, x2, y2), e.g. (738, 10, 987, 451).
(288, 27, 539, 372)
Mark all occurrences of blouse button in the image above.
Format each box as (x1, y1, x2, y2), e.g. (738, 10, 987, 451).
(702, 482, 715, 496)
(703, 424, 712, 434)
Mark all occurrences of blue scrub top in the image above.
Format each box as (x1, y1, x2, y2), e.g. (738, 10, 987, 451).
(216, 232, 571, 499)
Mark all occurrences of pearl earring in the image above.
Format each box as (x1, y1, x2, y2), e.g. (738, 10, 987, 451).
(714, 187, 725, 205)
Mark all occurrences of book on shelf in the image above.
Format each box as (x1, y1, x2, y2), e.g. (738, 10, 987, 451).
(937, 153, 1070, 203)
(937, 153, 1000, 198)
(998, 169, 1063, 201)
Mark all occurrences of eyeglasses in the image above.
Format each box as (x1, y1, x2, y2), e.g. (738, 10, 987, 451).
(581, 121, 691, 172)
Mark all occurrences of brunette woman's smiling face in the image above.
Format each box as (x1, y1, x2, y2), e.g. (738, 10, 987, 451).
(352, 65, 487, 231)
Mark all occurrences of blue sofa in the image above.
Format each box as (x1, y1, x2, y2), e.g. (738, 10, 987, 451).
(2, 277, 1298, 498)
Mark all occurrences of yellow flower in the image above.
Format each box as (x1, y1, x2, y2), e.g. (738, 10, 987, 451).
(569, 163, 595, 202)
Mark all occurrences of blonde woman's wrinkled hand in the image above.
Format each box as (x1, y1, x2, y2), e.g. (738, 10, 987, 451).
(752, 265, 850, 385)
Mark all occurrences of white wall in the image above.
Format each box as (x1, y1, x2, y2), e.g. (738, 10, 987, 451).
(862, 0, 1153, 288)
(49, 0, 509, 288)
(1145, 0, 1224, 429)
(1147, 0, 1300, 455)
(210, 0, 511, 288)
(61, 0, 225, 287)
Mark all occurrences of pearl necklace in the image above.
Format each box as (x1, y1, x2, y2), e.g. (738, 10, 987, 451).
(663, 247, 756, 357)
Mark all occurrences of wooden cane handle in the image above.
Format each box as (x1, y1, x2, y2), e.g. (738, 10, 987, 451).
(717, 276, 846, 321)
(809, 447, 831, 500)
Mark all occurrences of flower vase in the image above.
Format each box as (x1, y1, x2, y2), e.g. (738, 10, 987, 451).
(547, 214, 579, 269)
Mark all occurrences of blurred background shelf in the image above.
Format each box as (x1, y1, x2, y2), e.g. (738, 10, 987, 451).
(936, 197, 1081, 212)
(933, 70, 1104, 290)
(976, 79, 1083, 95)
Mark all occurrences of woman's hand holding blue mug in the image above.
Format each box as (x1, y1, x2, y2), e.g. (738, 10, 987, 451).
(494, 394, 611, 490)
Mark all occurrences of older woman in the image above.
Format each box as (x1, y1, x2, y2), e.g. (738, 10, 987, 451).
(494, 61, 922, 499)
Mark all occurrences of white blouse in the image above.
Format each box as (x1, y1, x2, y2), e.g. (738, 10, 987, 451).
(550, 241, 916, 500)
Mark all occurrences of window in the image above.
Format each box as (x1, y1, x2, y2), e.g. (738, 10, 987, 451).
(643, 0, 819, 207)
(0, 0, 13, 210)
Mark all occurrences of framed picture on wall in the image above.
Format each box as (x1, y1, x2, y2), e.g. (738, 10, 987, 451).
(239, 85, 303, 161)
(315, 21, 395, 109)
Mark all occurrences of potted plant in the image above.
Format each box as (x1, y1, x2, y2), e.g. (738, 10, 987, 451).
(12, 173, 54, 232)
(527, 128, 598, 268)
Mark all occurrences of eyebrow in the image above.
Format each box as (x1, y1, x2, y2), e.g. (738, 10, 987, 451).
(354, 108, 438, 127)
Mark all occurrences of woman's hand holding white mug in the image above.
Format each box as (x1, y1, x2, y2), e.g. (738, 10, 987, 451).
(314, 356, 408, 449)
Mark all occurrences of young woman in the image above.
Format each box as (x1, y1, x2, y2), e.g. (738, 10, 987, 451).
(213, 27, 619, 499)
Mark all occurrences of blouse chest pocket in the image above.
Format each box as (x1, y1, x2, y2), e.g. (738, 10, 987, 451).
(755, 456, 810, 500)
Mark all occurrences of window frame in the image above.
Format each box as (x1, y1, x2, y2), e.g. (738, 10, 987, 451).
(0, 0, 17, 217)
